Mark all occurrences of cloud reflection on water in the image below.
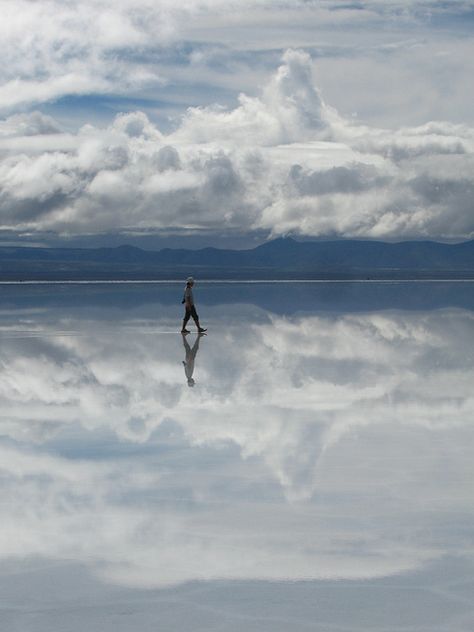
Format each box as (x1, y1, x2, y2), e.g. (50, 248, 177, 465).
(0, 299, 473, 589)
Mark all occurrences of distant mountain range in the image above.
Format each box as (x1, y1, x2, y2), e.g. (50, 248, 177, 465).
(1, 238, 474, 280)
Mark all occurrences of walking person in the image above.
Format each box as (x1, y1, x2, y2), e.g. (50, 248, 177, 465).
(181, 276, 207, 334)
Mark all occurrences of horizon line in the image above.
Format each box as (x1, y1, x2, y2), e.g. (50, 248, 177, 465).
(2, 279, 474, 285)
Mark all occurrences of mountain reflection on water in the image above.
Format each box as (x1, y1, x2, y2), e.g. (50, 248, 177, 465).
(0, 283, 473, 629)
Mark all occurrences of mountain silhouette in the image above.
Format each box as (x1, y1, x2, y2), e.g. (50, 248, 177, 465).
(1, 237, 474, 280)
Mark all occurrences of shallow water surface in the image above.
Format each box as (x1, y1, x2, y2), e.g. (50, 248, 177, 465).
(0, 282, 473, 631)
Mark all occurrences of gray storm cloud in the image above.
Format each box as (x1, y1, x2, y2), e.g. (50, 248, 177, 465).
(0, 49, 473, 240)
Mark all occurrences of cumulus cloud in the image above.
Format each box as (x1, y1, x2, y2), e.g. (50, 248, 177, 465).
(0, 0, 172, 110)
(0, 111, 61, 137)
(1, 0, 473, 125)
(174, 49, 336, 146)
(0, 48, 473, 241)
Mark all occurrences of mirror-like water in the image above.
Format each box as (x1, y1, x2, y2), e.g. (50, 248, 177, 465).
(1, 282, 473, 631)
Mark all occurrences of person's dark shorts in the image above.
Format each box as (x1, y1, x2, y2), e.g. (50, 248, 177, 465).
(185, 305, 199, 320)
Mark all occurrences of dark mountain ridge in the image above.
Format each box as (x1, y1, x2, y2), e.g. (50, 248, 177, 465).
(1, 237, 474, 280)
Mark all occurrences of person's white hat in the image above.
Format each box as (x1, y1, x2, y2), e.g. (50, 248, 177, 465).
(186, 276, 194, 283)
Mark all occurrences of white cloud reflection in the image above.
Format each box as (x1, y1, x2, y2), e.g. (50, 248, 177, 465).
(0, 299, 473, 589)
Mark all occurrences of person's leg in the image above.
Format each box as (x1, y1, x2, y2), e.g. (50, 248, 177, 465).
(191, 306, 206, 332)
(191, 307, 200, 329)
(181, 308, 191, 333)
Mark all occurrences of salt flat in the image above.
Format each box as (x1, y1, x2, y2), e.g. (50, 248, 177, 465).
(0, 282, 473, 631)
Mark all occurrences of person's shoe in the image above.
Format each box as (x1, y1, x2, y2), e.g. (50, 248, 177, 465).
(181, 329, 190, 334)
(198, 327, 207, 333)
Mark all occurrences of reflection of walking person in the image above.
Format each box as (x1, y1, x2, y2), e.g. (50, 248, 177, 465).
(182, 332, 204, 387)
(181, 276, 207, 334)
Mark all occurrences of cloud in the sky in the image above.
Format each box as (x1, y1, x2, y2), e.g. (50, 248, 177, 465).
(0, 48, 473, 242)
(2, 1, 473, 118)
(0, 1, 473, 244)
